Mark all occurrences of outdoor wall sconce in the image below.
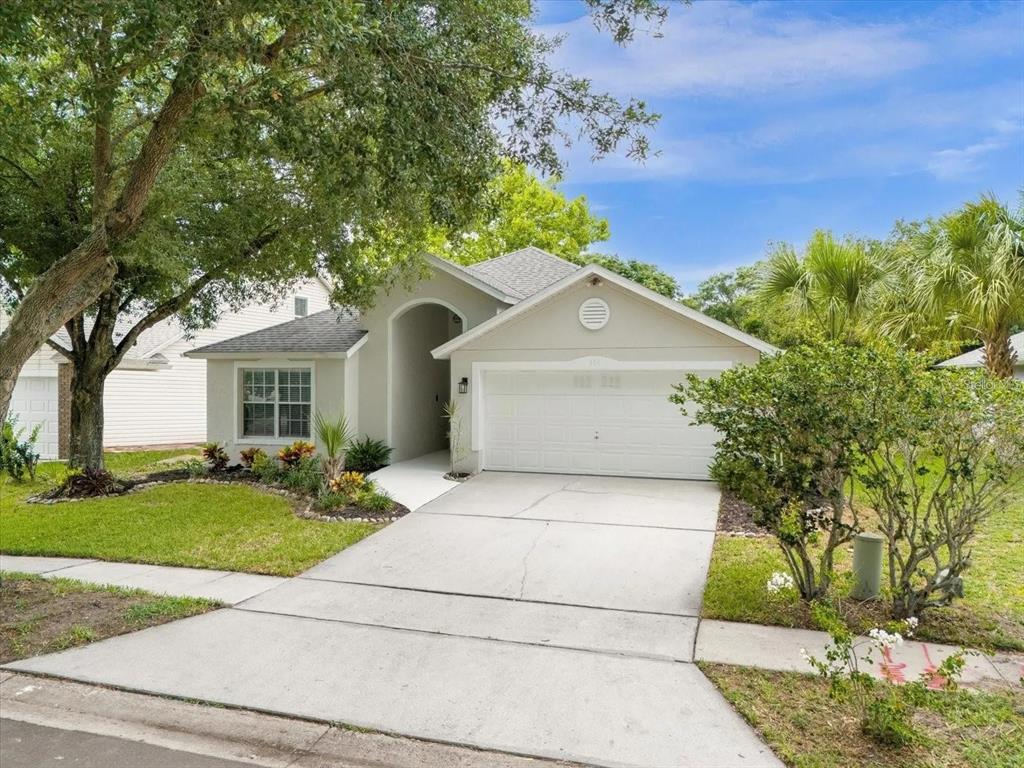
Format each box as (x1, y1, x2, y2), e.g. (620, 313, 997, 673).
(458, 377, 469, 394)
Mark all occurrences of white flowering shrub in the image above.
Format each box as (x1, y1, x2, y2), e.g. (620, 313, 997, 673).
(802, 602, 966, 748)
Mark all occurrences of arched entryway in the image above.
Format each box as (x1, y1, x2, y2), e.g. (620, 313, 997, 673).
(387, 300, 466, 462)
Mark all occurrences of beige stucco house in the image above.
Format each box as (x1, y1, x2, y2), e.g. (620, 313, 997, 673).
(188, 247, 777, 480)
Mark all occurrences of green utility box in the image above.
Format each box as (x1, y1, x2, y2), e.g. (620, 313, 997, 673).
(851, 531, 884, 600)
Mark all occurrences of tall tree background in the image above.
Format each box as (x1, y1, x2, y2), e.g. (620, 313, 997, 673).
(0, 0, 669, 421)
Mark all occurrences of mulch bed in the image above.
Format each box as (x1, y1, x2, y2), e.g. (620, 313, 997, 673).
(717, 490, 767, 535)
(27, 466, 409, 523)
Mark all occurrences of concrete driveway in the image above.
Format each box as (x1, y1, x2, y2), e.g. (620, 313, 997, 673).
(6, 472, 780, 768)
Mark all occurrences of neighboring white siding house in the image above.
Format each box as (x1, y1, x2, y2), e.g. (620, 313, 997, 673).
(3, 279, 332, 458)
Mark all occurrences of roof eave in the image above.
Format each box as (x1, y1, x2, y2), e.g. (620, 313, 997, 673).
(432, 263, 780, 360)
(184, 349, 351, 360)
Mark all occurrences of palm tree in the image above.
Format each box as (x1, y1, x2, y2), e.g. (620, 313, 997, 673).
(890, 196, 1024, 378)
(757, 230, 883, 341)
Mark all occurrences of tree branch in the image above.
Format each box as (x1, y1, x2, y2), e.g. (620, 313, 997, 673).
(0, 155, 40, 188)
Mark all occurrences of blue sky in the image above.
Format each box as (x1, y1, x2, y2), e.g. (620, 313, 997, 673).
(532, 0, 1023, 291)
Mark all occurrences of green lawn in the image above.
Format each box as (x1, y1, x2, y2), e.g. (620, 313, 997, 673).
(0, 451, 379, 576)
(702, 663, 1024, 768)
(702, 488, 1024, 651)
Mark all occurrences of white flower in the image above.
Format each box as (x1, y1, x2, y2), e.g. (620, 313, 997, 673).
(799, 648, 813, 664)
(868, 627, 904, 650)
(766, 571, 795, 594)
(904, 617, 919, 634)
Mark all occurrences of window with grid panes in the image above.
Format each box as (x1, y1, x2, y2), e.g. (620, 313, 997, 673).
(241, 368, 311, 438)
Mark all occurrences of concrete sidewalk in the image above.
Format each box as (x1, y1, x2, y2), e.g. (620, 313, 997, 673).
(367, 450, 459, 511)
(0, 555, 284, 605)
(695, 619, 1024, 690)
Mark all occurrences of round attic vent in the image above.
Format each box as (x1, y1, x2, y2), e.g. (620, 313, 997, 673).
(578, 297, 610, 330)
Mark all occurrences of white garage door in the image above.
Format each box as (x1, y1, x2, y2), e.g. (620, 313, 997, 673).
(482, 368, 719, 480)
(10, 376, 60, 460)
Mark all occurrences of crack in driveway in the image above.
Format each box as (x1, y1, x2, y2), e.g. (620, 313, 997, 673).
(517, 522, 549, 600)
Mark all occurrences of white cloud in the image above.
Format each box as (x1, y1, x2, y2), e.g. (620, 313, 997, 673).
(926, 121, 1023, 180)
(541, 2, 929, 97)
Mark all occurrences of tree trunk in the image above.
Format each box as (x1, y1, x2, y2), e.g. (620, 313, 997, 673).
(68, 362, 108, 471)
(0, 229, 115, 423)
(982, 332, 1015, 378)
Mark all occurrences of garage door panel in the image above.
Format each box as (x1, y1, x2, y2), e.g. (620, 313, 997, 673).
(483, 368, 720, 480)
(10, 376, 60, 460)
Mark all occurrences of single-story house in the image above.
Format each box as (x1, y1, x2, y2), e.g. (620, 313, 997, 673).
(188, 247, 777, 480)
(3, 278, 331, 459)
(936, 331, 1024, 380)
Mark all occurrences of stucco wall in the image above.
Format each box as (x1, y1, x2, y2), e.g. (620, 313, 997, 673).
(206, 356, 347, 462)
(448, 280, 763, 473)
(356, 267, 508, 449)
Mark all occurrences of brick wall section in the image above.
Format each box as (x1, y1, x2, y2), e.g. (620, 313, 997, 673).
(57, 363, 71, 460)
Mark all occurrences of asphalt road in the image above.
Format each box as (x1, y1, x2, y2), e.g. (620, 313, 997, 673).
(0, 719, 256, 768)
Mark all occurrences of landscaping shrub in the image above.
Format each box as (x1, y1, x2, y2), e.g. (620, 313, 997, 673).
(858, 368, 1024, 618)
(58, 468, 129, 498)
(315, 490, 350, 511)
(183, 458, 208, 478)
(345, 436, 391, 474)
(329, 470, 366, 496)
(250, 452, 282, 484)
(803, 599, 966, 750)
(1, 416, 41, 482)
(674, 343, 894, 600)
(278, 440, 315, 467)
(313, 411, 352, 481)
(239, 447, 266, 469)
(280, 456, 323, 495)
(200, 442, 229, 472)
(355, 485, 394, 513)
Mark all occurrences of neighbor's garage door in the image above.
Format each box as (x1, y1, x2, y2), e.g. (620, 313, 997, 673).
(482, 369, 719, 480)
(10, 376, 60, 460)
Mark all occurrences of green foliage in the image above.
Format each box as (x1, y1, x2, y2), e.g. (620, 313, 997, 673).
(427, 161, 610, 265)
(683, 262, 815, 347)
(587, 253, 679, 297)
(427, 161, 679, 296)
(345, 436, 392, 474)
(0, 416, 40, 481)
(57, 468, 127, 498)
(313, 411, 352, 481)
(355, 486, 395, 514)
(877, 194, 1024, 377)
(239, 447, 266, 469)
(0, 481, 377, 576)
(200, 442, 229, 472)
(674, 344, 902, 598)
(183, 458, 208, 478)
(859, 369, 1024, 618)
(250, 452, 282, 484)
(277, 440, 315, 468)
(0, 0, 663, 373)
(757, 231, 884, 342)
(803, 600, 966, 750)
(279, 455, 323, 495)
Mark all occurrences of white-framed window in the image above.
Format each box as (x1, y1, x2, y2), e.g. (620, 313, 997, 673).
(294, 296, 309, 317)
(241, 368, 312, 439)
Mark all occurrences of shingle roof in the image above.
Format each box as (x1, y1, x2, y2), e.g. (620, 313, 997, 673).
(188, 309, 365, 356)
(466, 246, 580, 300)
(937, 331, 1024, 368)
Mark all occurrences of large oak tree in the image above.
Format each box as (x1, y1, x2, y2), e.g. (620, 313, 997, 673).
(0, 0, 666, 421)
